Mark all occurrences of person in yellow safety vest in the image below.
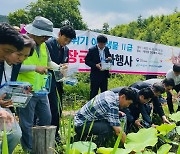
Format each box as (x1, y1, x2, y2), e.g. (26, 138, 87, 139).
(17, 16, 60, 152)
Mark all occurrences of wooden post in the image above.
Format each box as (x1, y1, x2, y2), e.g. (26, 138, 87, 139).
(32, 126, 57, 154)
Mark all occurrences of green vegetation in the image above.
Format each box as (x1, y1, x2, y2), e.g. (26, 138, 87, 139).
(0, 15, 8, 23)
(8, 0, 87, 30)
(110, 12, 180, 47)
(63, 73, 145, 110)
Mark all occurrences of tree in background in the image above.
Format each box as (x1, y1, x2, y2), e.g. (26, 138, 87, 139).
(0, 15, 8, 22)
(109, 11, 180, 47)
(8, 0, 87, 30)
(102, 22, 110, 34)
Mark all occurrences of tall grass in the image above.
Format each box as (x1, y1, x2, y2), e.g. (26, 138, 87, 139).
(2, 122, 9, 154)
(108, 74, 145, 89)
(63, 73, 144, 110)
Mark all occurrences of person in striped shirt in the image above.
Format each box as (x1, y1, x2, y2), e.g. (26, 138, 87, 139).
(74, 87, 136, 147)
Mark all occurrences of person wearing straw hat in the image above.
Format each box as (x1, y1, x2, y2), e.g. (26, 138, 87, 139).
(17, 16, 60, 152)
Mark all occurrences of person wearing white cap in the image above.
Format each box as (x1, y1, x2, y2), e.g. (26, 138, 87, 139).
(17, 16, 60, 152)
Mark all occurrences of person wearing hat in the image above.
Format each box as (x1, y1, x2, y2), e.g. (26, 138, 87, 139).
(17, 16, 60, 151)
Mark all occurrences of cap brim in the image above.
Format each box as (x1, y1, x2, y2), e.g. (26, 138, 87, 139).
(25, 24, 56, 37)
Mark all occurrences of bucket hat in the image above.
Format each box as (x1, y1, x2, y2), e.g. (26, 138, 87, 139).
(25, 16, 55, 37)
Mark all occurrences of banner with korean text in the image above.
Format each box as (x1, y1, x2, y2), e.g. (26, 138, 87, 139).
(54, 29, 180, 75)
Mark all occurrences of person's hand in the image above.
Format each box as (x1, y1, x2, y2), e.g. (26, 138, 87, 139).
(106, 57, 112, 61)
(35, 66, 48, 74)
(151, 124, 158, 128)
(23, 86, 32, 94)
(177, 91, 180, 98)
(121, 132, 126, 144)
(60, 63, 68, 69)
(0, 109, 14, 124)
(112, 126, 126, 144)
(135, 119, 143, 128)
(119, 111, 126, 117)
(162, 115, 171, 124)
(0, 94, 13, 108)
(96, 63, 102, 70)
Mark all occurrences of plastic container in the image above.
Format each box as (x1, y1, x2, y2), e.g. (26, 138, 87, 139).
(53, 68, 64, 82)
(64, 77, 78, 86)
(53, 64, 79, 86)
(101, 61, 112, 70)
(0, 81, 33, 108)
(34, 72, 52, 96)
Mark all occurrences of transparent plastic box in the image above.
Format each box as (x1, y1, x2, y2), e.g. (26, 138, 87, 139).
(34, 72, 52, 96)
(101, 62, 112, 70)
(0, 81, 33, 108)
(53, 68, 64, 82)
(53, 64, 79, 86)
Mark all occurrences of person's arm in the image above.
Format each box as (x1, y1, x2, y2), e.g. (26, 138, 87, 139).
(152, 97, 170, 124)
(85, 48, 98, 68)
(152, 97, 165, 116)
(48, 61, 60, 70)
(0, 108, 14, 124)
(140, 103, 152, 124)
(105, 47, 112, 61)
(20, 65, 36, 72)
(20, 65, 48, 75)
(112, 126, 126, 144)
(128, 103, 144, 128)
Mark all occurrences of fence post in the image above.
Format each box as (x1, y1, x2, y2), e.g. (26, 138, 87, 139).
(32, 126, 57, 154)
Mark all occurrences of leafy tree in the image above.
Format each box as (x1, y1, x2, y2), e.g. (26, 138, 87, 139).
(137, 15, 143, 28)
(8, 9, 29, 26)
(8, 0, 87, 30)
(102, 22, 109, 34)
(109, 11, 180, 47)
(0, 15, 8, 23)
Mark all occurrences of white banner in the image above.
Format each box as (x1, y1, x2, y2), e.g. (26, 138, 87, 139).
(54, 29, 180, 75)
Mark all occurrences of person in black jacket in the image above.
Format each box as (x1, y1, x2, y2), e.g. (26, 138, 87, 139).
(127, 87, 154, 129)
(85, 35, 112, 99)
(45, 25, 76, 143)
(111, 87, 154, 132)
(129, 78, 175, 125)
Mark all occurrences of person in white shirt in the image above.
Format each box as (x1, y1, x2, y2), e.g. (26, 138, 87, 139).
(166, 64, 180, 113)
(0, 34, 35, 154)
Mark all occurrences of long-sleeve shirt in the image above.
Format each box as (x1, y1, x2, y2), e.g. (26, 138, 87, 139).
(74, 91, 121, 127)
(130, 81, 165, 122)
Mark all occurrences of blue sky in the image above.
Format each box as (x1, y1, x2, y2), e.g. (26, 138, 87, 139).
(1, 0, 180, 29)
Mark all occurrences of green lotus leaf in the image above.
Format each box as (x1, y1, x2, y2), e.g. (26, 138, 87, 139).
(69, 148, 81, 154)
(176, 126, 180, 135)
(124, 127, 158, 152)
(142, 151, 155, 154)
(157, 144, 172, 154)
(177, 144, 180, 154)
(156, 123, 176, 136)
(96, 147, 131, 154)
(169, 111, 180, 122)
(70, 141, 97, 153)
